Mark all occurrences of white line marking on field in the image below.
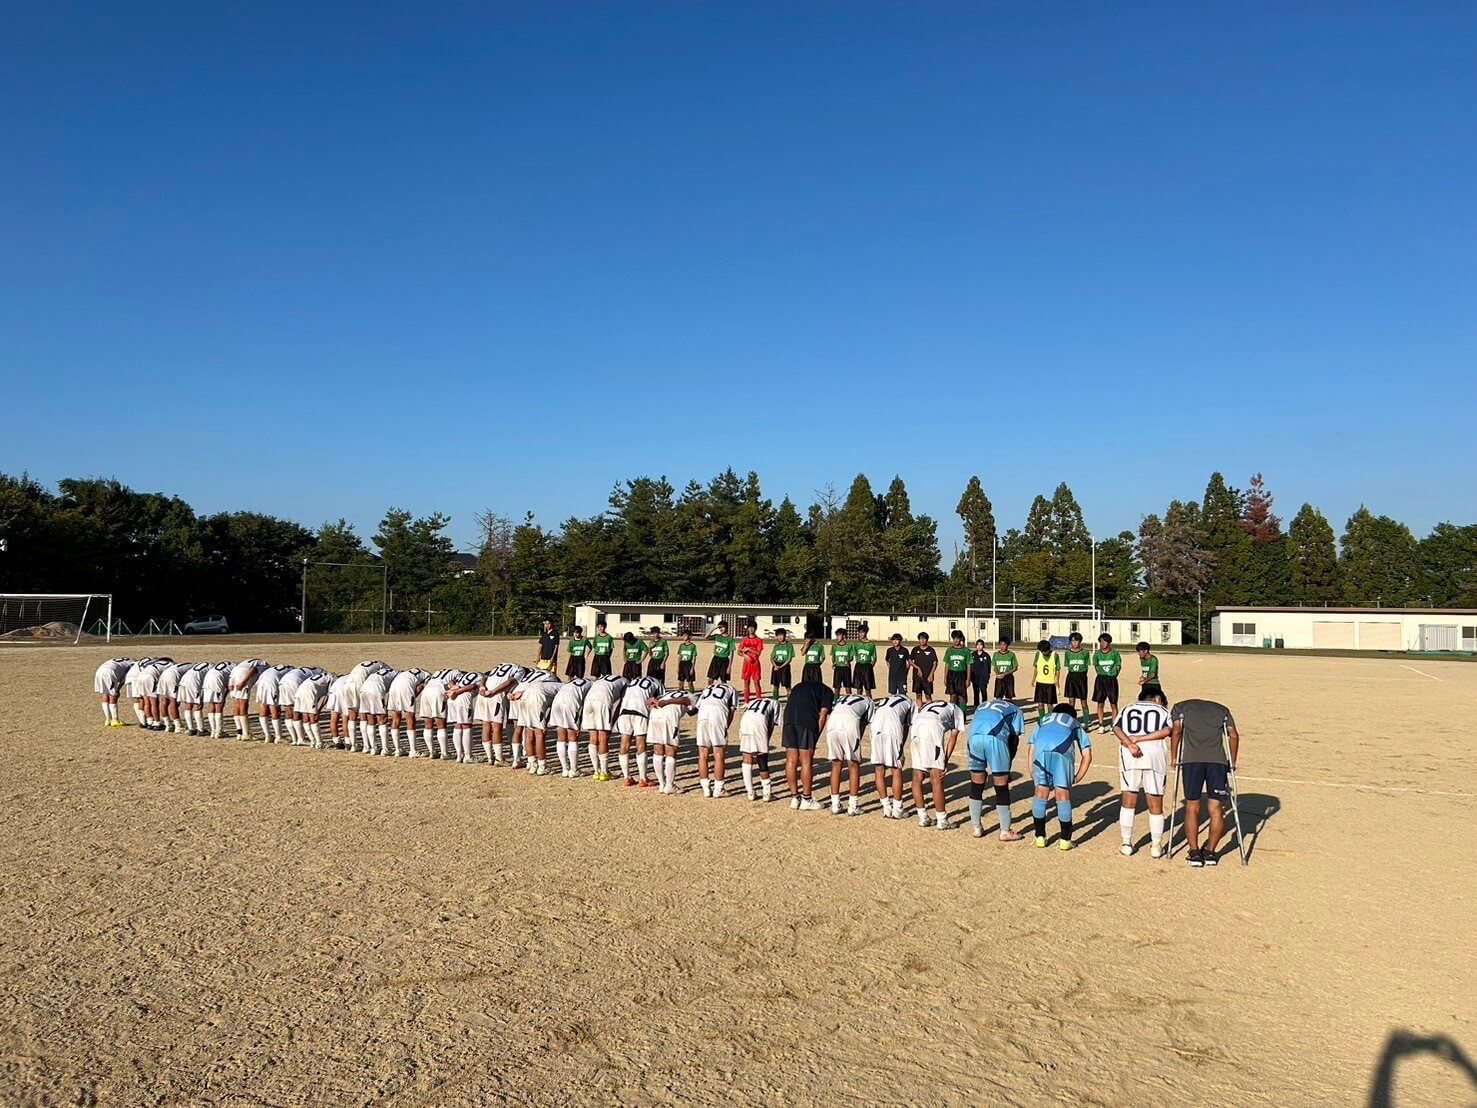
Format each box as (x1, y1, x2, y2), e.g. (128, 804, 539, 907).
(1235, 774, 1475, 799)
(1400, 664, 1442, 682)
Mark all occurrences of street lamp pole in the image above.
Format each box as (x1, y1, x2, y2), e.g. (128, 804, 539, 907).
(1090, 536, 1097, 618)
(300, 558, 308, 635)
(823, 580, 833, 636)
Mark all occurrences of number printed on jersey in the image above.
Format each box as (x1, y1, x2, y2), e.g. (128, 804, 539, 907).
(1118, 704, 1170, 738)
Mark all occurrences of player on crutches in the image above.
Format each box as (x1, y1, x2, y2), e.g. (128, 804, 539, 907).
(1166, 698, 1242, 868)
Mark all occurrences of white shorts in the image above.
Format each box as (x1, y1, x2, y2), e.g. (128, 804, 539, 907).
(548, 698, 582, 732)
(473, 694, 502, 724)
(417, 688, 447, 719)
(616, 713, 648, 738)
(137, 670, 162, 697)
(447, 694, 474, 725)
(178, 676, 205, 703)
(255, 680, 280, 708)
(738, 715, 772, 755)
(159, 671, 184, 699)
(326, 687, 352, 714)
(695, 716, 728, 748)
(276, 684, 301, 709)
(581, 699, 616, 732)
(909, 731, 947, 772)
(387, 686, 417, 714)
(1120, 739, 1169, 795)
(358, 687, 387, 716)
(94, 670, 122, 696)
(870, 723, 905, 769)
(202, 684, 228, 706)
(231, 688, 252, 702)
(648, 710, 682, 747)
(293, 685, 325, 714)
(826, 716, 862, 762)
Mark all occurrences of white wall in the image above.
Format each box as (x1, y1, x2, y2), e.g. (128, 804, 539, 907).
(1211, 610, 1477, 651)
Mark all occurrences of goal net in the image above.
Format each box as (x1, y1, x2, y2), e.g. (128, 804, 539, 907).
(303, 561, 386, 634)
(0, 594, 112, 644)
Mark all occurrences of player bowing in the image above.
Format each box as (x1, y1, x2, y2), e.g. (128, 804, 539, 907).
(909, 699, 964, 830)
(695, 680, 741, 797)
(616, 674, 664, 787)
(1028, 702, 1093, 851)
(580, 674, 626, 781)
(1114, 689, 1172, 856)
(825, 693, 872, 816)
(549, 676, 591, 777)
(93, 657, 134, 727)
(648, 688, 694, 794)
(868, 694, 913, 819)
(738, 695, 779, 801)
(965, 697, 1027, 840)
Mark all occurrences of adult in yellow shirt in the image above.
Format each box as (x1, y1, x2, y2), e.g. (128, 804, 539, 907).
(1032, 639, 1062, 724)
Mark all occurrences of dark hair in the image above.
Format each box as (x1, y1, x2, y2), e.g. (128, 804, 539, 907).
(1053, 702, 1076, 716)
(997, 637, 1011, 648)
(890, 633, 903, 642)
(1069, 632, 1083, 644)
(718, 621, 728, 629)
(951, 630, 965, 642)
(623, 631, 636, 643)
(776, 628, 788, 637)
(1144, 688, 1168, 705)
(836, 628, 847, 638)
(1037, 639, 1052, 654)
(860, 622, 870, 633)
(917, 632, 930, 642)
(1136, 641, 1151, 652)
(597, 620, 607, 629)
(1098, 633, 1112, 645)
(573, 625, 583, 635)
(975, 639, 987, 649)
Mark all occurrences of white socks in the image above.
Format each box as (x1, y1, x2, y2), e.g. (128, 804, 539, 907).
(209, 710, 223, 737)
(1119, 805, 1137, 845)
(662, 755, 676, 791)
(587, 742, 599, 773)
(619, 753, 631, 779)
(636, 751, 648, 782)
(1150, 813, 1166, 844)
(741, 763, 754, 795)
(436, 728, 448, 758)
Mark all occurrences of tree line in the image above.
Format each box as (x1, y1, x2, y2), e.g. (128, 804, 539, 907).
(1, 470, 1472, 636)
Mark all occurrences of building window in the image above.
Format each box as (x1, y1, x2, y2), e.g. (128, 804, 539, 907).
(948, 620, 958, 631)
(619, 613, 641, 623)
(1130, 622, 1140, 637)
(1069, 621, 1080, 633)
(770, 614, 791, 624)
(662, 613, 677, 623)
(1232, 622, 1257, 636)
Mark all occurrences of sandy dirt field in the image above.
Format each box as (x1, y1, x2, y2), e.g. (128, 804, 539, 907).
(2, 639, 1474, 1107)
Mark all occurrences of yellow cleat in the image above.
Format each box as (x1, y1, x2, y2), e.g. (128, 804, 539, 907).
(1034, 836, 1047, 848)
(1059, 839, 1072, 851)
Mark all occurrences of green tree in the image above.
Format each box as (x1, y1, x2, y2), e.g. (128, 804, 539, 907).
(1339, 507, 1421, 606)
(373, 509, 457, 631)
(955, 476, 997, 589)
(1419, 523, 1477, 607)
(1201, 472, 1251, 606)
(1287, 504, 1340, 605)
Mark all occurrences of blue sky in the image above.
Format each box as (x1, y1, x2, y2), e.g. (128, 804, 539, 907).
(4, 1, 1474, 554)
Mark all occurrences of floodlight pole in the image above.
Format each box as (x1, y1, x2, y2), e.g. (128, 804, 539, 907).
(106, 594, 113, 644)
(991, 534, 997, 617)
(1090, 536, 1097, 618)
(382, 562, 389, 636)
(300, 558, 308, 635)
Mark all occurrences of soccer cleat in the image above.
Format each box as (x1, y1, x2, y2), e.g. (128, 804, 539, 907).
(593, 771, 609, 782)
(712, 784, 724, 798)
(1034, 836, 1048, 848)
(638, 779, 654, 789)
(999, 830, 1025, 842)
(1121, 844, 1135, 856)
(699, 780, 712, 798)
(830, 798, 842, 815)
(624, 777, 637, 788)
(745, 784, 756, 801)
(1058, 839, 1072, 851)
(761, 783, 773, 802)
(972, 825, 985, 838)
(847, 800, 861, 817)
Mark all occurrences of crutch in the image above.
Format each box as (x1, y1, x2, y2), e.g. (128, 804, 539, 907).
(1224, 728, 1248, 866)
(1163, 759, 1181, 861)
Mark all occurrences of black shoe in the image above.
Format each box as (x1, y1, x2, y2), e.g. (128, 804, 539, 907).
(1187, 849, 1205, 868)
(1202, 849, 1219, 867)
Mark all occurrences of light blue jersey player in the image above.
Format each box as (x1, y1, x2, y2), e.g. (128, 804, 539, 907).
(1028, 703, 1093, 851)
(966, 699, 1027, 841)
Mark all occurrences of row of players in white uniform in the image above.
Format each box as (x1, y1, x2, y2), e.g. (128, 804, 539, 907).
(93, 656, 1176, 850)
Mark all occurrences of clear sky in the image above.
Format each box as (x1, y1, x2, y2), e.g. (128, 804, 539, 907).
(5, 2, 1474, 555)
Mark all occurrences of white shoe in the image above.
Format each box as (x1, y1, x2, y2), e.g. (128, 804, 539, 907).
(790, 797, 801, 810)
(935, 815, 949, 831)
(762, 784, 773, 802)
(1150, 841, 1164, 859)
(712, 784, 724, 798)
(745, 785, 756, 800)
(799, 798, 822, 811)
(1121, 843, 1135, 856)
(972, 825, 985, 838)
(917, 811, 930, 827)
(830, 798, 842, 815)
(847, 800, 861, 816)
(699, 780, 712, 798)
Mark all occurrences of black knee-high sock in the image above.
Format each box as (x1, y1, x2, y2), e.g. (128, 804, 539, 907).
(994, 783, 1011, 807)
(756, 751, 769, 776)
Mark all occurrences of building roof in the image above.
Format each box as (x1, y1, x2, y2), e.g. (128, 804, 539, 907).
(578, 600, 817, 611)
(1211, 605, 1477, 616)
(451, 552, 478, 572)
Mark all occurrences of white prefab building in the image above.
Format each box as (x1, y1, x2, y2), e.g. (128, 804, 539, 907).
(1210, 607, 1477, 652)
(571, 601, 817, 639)
(839, 613, 993, 645)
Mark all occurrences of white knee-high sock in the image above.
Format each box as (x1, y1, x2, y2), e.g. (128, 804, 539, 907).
(209, 710, 222, 736)
(636, 751, 648, 781)
(378, 723, 389, 753)
(742, 763, 754, 791)
(421, 724, 434, 756)
(436, 728, 448, 758)
(134, 703, 148, 725)
(1150, 813, 1166, 843)
(618, 752, 631, 778)
(664, 756, 676, 790)
(587, 741, 599, 773)
(1119, 805, 1137, 845)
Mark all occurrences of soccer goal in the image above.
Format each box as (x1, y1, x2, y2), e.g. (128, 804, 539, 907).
(965, 604, 1102, 648)
(0, 594, 113, 644)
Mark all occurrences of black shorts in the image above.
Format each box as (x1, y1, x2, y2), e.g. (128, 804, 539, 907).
(564, 656, 586, 679)
(1064, 673, 1088, 700)
(1182, 762, 1229, 802)
(832, 665, 853, 688)
(887, 672, 908, 696)
(646, 660, 666, 680)
(771, 663, 792, 690)
(912, 673, 935, 696)
(994, 674, 1016, 700)
(708, 657, 732, 681)
(783, 726, 819, 752)
(945, 670, 968, 698)
(1033, 681, 1058, 706)
(622, 661, 642, 680)
(802, 663, 824, 685)
(852, 662, 875, 693)
(1092, 676, 1119, 705)
(677, 659, 696, 683)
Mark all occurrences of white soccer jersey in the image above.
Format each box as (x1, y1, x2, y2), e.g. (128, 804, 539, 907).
(620, 676, 665, 718)
(549, 678, 591, 730)
(123, 660, 146, 696)
(202, 662, 233, 701)
(294, 672, 333, 713)
(359, 668, 394, 713)
(344, 660, 384, 694)
(580, 675, 627, 731)
(157, 662, 189, 699)
(739, 697, 778, 753)
(825, 694, 871, 761)
(1116, 700, 1172, 793)
(909, 701, 965, 770)
(695, 683, 740, 747)
(869, 695, 913, 769)
(484, 663, 530, 697)
(387, 670, 424, 713)
(517, 675, 561, 728)
(1115, 701, 1171, 745)
(93, 658, 134, 695)
(648, 699, 689, 746)
(832, 694, 873, 726)
(277, 667, 311, 706)
(417, 674, 449, 718)
(327, 674, 353, 714)
(255, 665, 289, 705)
(228, 658, 268, 693)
